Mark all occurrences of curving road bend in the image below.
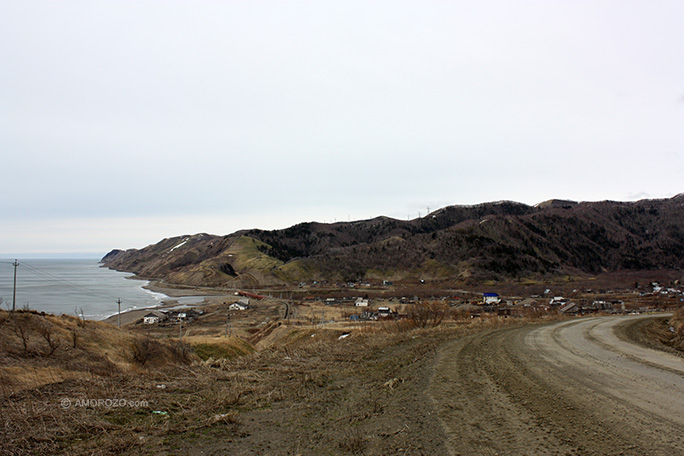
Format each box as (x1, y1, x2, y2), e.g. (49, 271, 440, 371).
(430, 315, 684, 456)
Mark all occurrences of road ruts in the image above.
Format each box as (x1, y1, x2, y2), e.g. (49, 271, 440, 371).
(429, 315, 684, 456)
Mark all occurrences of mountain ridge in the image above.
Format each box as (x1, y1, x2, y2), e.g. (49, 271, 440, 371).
(101, 196, 684, 287)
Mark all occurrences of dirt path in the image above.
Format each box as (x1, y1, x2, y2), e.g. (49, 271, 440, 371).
(430, 315, 684, 456)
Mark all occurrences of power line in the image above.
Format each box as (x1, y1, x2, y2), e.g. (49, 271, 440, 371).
(18, 261, 127, 303)
(19, 262, 120, 301)
(1, 260, 146, 313)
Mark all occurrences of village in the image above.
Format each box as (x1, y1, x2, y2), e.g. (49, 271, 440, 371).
(126, 280, 683, 342)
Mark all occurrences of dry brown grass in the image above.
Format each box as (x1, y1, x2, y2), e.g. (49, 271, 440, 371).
(0, 306, 561, 455)
(0, 310, 197, 392)
(665, 307, 684, 351)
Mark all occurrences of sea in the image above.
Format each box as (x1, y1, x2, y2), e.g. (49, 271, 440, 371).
(0, 258, 169, 320)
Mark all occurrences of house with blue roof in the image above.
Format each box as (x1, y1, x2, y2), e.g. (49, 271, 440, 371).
(483, 293, 501, 304)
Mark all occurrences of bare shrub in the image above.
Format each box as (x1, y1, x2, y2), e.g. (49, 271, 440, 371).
(130, 337, 160, 366)
(406, 301, 448, 328)
(12, 318, 31, 356)
(37, 323, 61, 356)
(171, 342, 193, 364)
(130, 338, 195, 368)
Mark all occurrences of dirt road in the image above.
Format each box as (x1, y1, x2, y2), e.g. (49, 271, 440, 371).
(430, 315, 684, 456)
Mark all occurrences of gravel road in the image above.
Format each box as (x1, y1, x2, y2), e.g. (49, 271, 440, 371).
(430, 315, 684, 456)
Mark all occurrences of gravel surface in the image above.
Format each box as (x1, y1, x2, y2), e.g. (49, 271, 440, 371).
(430, 315, 684, 456)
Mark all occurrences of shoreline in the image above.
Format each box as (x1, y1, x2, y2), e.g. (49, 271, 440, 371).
(102, 279, 238, 326)
(143, 280, 234, 298)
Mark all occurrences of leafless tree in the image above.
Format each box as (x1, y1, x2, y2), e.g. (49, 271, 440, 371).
(37, 323, 61, 356)
(13, 318, 31, 355)
(131, 337, 159, 366)
(406, 301, 448, 328)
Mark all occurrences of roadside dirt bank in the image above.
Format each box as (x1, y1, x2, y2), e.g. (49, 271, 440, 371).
(430, 314, 684, 456)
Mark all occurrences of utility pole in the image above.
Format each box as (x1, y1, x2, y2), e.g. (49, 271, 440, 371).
(12, 259, 18, 312)
(117, 298, 122, 328)
(179, 316, 183, 344)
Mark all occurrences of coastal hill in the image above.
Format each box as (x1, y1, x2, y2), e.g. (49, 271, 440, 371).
(102, 195, 684, 287)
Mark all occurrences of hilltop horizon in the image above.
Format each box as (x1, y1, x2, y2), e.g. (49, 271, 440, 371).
(104, 193, 683, 250)
(103, 194, 684, 289)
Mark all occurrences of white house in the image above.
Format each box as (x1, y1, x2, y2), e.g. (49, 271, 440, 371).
(355, 298, 369, 307)
(549, 296, 567, 306)
(229, 302, 248, 311)
(142, 311, 166, 325)
(377, 307, 392, 318)
(483, 293, 501, 305)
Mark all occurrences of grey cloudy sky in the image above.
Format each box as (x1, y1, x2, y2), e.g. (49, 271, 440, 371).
(1, 0, 683, 256)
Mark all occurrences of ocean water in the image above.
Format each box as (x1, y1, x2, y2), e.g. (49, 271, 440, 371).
(0, 258, 168, 319)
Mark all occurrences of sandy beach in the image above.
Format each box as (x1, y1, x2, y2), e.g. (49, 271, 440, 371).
(102, 281, 237, 326)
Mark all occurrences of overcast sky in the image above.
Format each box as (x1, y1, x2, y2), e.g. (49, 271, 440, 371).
(1, 0, 683, 256)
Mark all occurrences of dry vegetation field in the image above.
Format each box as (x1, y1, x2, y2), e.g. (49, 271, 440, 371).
(0, 305, 519, 456)
(1, 295, 682, 455)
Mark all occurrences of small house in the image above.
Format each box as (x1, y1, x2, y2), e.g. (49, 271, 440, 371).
(142, 311, 166, 325)
(559, 302, 579, 315)
(355, 298, 369, 307)
(377, 306, 398, 319)
(483, 293, 501, 305)
(549, 297, 567, 306)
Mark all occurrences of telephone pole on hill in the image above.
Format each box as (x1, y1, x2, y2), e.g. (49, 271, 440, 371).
(12, 260, 18, 312)
(117, 298, 122, 328)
